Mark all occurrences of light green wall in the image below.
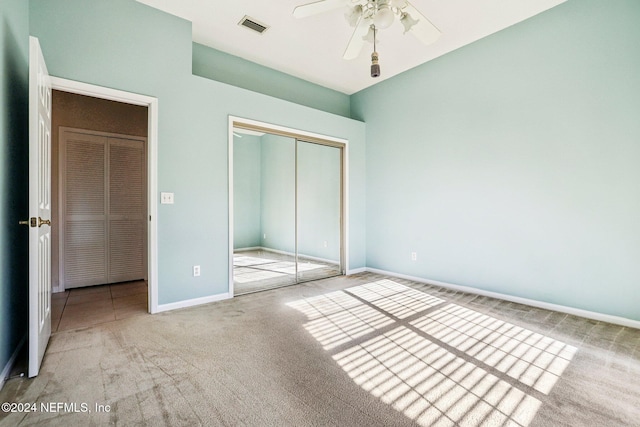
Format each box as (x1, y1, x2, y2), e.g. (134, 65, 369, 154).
(259, 134, 297, 254)
(30, 0, 367, 305)
(235, 135, 342, 263)
(233, 134, 262, 249)
(351, 0, 640, 320)
(193, 43, 351, 118)
(297, 142, 341, 262)
(0, 0, 29, 378)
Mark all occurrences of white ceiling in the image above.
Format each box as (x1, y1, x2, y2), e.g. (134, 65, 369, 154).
(136, 0, 566, 95)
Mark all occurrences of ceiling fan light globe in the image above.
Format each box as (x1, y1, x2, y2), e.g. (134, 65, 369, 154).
(373, 6, 394, 29)
(400, 12, 418, 33)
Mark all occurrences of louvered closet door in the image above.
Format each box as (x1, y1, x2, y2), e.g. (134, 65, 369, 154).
(108, 138, 146, 283)
(62, 132, 108, 287)
(61, 129, 146, 288)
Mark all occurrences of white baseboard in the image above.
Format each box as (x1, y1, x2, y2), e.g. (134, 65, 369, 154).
(347, 267, 366, 275)
(156, 292, 231, 313)
(1, 335, 26, 391)
(365, 268, 640, 329)
(236, 246, 340, 266)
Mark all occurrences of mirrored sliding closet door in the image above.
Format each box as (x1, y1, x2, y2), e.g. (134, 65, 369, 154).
(232, 124, 344, 295)
(296, 141, 342, 283)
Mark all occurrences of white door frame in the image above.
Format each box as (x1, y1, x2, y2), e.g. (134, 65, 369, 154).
(51, 77, 159, 314)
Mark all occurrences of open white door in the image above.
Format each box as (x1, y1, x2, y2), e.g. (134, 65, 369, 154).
(26, 36, 52, 377)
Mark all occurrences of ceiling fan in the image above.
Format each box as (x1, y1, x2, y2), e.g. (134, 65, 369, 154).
(293, 0, 441, 77)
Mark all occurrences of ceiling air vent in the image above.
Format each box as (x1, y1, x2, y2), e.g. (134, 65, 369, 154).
(238, 16, 269, 34)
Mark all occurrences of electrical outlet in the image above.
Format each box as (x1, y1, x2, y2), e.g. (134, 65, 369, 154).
(193, 265, 201, 277)
(263, 234, 267, 239)
(160, 192, 174, 204)
(323, 240, 328, 248)
(411, 252, 417, 261)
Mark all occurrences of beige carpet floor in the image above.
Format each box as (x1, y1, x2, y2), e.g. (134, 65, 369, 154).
(1, 272, 639, 426)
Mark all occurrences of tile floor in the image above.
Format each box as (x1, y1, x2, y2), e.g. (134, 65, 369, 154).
(51, 281, 148, 332)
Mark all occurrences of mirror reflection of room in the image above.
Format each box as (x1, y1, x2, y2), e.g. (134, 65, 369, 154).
(233, 128, 342, 295)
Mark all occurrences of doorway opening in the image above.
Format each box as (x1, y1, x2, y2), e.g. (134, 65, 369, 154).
(51, 92, 148, 331)
(229, 117, 348, 296)
(48, 78, 159, 329)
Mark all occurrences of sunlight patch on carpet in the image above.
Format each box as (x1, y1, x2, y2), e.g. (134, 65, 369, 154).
(287, 279, 577, 426)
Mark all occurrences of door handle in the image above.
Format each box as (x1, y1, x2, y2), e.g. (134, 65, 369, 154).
(18, 217, 51, 227)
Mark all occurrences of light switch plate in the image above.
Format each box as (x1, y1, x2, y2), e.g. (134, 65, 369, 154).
(161, 192, 174, 204)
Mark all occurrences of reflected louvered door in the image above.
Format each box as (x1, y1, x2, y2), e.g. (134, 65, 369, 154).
(62, 131, 108, 287)
(108, 138, 146, 283)
(61, 129, 146, 289)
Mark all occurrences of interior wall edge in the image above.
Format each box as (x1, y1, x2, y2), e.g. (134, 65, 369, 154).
(366, 267, 640, 329)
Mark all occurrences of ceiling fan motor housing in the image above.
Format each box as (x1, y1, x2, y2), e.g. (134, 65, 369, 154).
(293, 0, 442, 77)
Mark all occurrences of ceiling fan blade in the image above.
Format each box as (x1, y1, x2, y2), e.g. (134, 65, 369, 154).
(343, 16, 371, 60)
(404, 1, 441, 46)
(293, 0, 347, 18)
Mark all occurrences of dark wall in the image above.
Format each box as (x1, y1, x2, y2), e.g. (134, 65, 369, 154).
(0, 0, 30, 380)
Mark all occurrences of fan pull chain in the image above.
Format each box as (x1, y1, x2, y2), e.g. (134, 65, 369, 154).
(371, 25, 380, 77)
